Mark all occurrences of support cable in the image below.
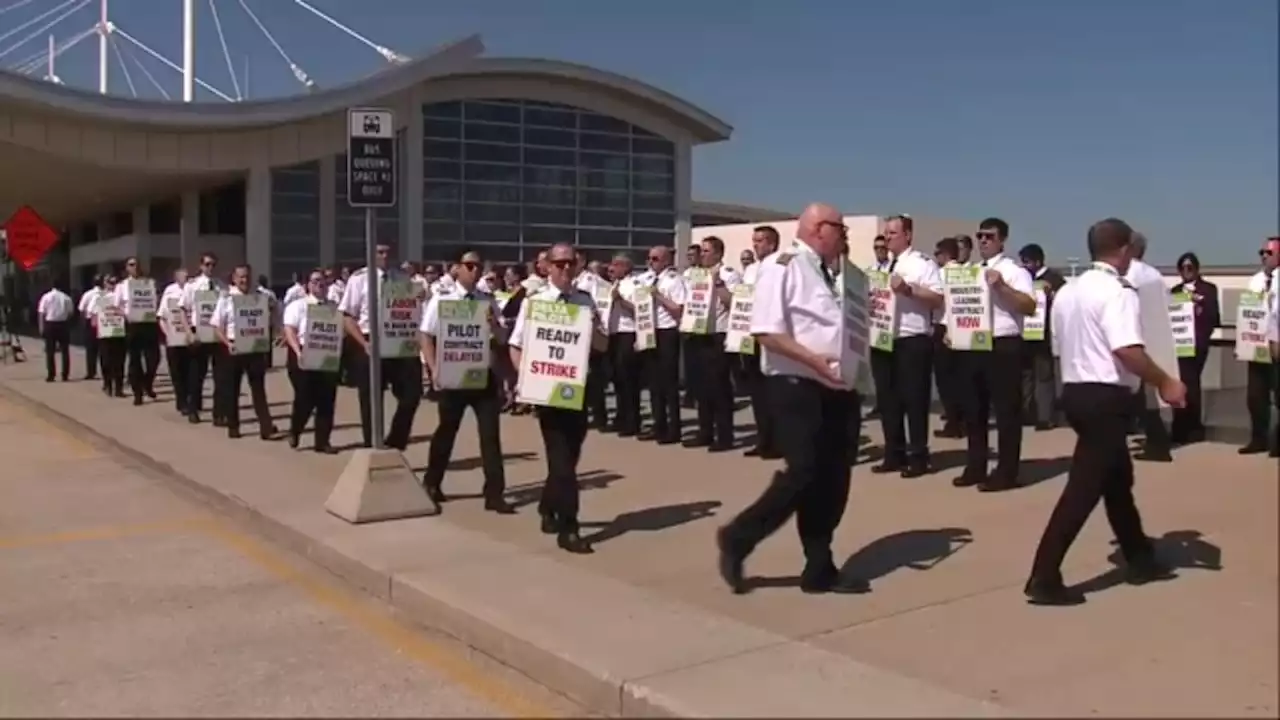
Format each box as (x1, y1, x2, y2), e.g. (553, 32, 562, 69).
(288, 0, 408, 64)
(0, 0, 39, 18)
(207, 0, 242, 100)
(108, 33, 137, 97)
(112, 24, 235, 101)
(0, 0, 90, 62)
(236, 0, 315, 91)
(12, 24, 96, 74)
(119, 39, 170, 99)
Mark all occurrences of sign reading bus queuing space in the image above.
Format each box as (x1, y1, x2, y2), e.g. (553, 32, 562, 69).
(346, 107, 397, 208)
(3, 205, 59, 270)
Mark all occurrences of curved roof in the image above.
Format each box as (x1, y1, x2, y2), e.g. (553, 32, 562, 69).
(0, 34, 732, 142)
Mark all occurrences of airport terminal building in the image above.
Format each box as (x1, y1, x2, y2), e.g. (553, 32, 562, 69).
(0, 38, 735, 292)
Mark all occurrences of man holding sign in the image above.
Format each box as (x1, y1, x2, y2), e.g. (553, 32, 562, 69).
(112, 256, 161, 406)
(952, 218, 1036, 492)
(210, 265, 278, 441)
(509, 243, 603, 555)
(160, 269, 192, 416)
(282, 270, 341, 454)
(419, 250, 515, 515)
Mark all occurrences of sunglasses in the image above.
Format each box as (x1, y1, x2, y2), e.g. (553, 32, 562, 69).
(648, 255, 662, 262)
(549, 259, 574, 269)
(976, 232, 997, 240)
(1260, 249, 1275, 257)
(1179, 264, 1196, 271)
(460, 261, 480, 270)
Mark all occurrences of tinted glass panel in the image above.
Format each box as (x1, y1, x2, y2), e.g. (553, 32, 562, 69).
(422, 243, 471, 263)
(631, 173, 673, 193)
(273, 194, 319, 215)
(422, 221, 462, 242)
(579, 152, 629, 173)
(633, 231, 674, 249)
(465, 202, 521, 224)
(465, 223, 520, 243)
(522, 225, 576, 246)
(464, 122, 521, 145)
(579, 209, 629, 228)
(465, 162, 522, 184)
(465, 102, 521, 125)
(632, 211, 674, 229)
(579, 189, 629, 209)
(467, 244, 522, 263)
(523, 186, 576, 207)
(524, 147, 576, 168)
(523, 107, 577, 129)
(271, 215, 320, 239)
(273, 237, 318, 259)
(524, 206, 576, 226)
(272, 168, 320, 194)
(464, 142, 521, 164)
(424, 160, 462, 180)
(523, 127, 577, 148)
(580, 170, 629, 191)
(424, 201, 461, 221)
(464, 183, 521, 204)
(423, 118, 461, 139)
(632, 192, 673, 211)
(423, 182, 462, 202)
(424, 139, 462, 160)
(580, 132, 631, 154)
(423, 101, 462, 119)
(579, 229, 631, 247)
(633, 156, 674, 175)
(523, 166, 576, 187)
(632, 137, 674, 156)
(580, 113, 631, 134)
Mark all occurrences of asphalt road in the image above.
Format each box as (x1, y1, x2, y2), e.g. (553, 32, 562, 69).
(0, 393, 583, 718)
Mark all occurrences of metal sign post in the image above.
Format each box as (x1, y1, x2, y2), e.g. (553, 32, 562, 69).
(346, 107, 397, 449)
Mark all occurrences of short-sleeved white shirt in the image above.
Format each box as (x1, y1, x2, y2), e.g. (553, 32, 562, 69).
(508, 285, 596, 351)
(339, 267, 402, 335)
(210, 287, 250, 341)
(890, 247, 942, 338)
(649, 268, 688, 330)
(750, 244, 846, 388)
(326, 279, 345, 304)
(693, 264, 742, 334)
(605, 276, 638, 334)
(980, 253, 1036, 337)
(181, 274, 224, 310)
(1124, 259, 1165, 291)
(1051, 264, 1142, 390)
(37, 289, 73, 322)
(282, 295, 327, 346)
(419, 285, 499, 336)
(282, 283, 307, 306)
(77, 287, 102, 316)
(160, 282, 185, 309)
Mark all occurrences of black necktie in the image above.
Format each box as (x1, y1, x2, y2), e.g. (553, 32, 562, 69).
(888, 257, 898, 274)
(1266, 272, 1274, 293)
(820, 264, 836, 290)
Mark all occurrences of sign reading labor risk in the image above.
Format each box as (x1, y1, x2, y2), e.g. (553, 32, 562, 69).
(517, 300, 592, 410)
(944, 265, 993, 351)
(435, 299, 491, 390)
(231, 294, 271, 355)
(301, 304, 343, 372)
(1235, 291, 1272, 364)
(379, 280, 421, 358)
(867, 270, 897, 352)
(679, 268, 713, 334)
(724, 284, 755, 355)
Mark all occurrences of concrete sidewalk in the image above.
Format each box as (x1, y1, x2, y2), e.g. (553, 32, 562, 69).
(3, 344, 1276, 717)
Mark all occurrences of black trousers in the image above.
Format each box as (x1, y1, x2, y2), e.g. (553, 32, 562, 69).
(870, 335, 933, 463)
(745, 349, 777, 453)
(82, 320, 99, 379)
(1131, 385, 1173, 457)
(186, 343, 219, 419)
(98, 337, 126, 394)
(339, 336, 358, 387)
(610, 332, 641, 435)
(688, 332, 735, 446)
(1171, 352, 1208, 441)
(223, 351, 272, 433)
(1021, 343, 1057, 426)
(286, 350, 338, 448)
(423, 372, 505, 499)
(585, 350, 610, 428)
(959, 336, 1025, 480)
(647, 328, 682, 441)
(212, 344, 233, 423)
(721, 376, 856, 567)
(41, 320, 70, 380)
(932, 326, 963, 428)
(165, 345, 192, 412)
(351, 341, 422, 449)
(124, 321, 160, 398)
(1244, 361, 1279, 446)
(1029, 383, 1153, 583)
(535, 406, 589, 532)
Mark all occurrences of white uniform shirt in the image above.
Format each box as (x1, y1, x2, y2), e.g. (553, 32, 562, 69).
(889, 247, 943, 338)
(419, 284, 500, 337)
(742, 250, 778, 286)
(865, 258, 894, 274)
(1248, 269, 1279, 345)
(608, 276, 638, 334)
(181, 274, 224, 310)
(210, 287, 251, 341)
(696, 264, 742, 334)
(1051, 264, 1142, 390)
(1123, 258, 1165, 291)
(338, 267, 397, 335)
(751, 245, 846, 388)
(509, 285, 596, 350)
(282, 283, 307, 306)
(77, 287, 102, 317)
(326, 279, 346, 304)
(981, 253, 1036, 337)
(282, 295, 324, 346)
(519, 275, 546, 293)
(1247, 268, 1277, 294)
(37, 289, 73, 322)
(160, 282, 185, 310)
(430, 275, 458, 296)
(648, 268, 688, 330)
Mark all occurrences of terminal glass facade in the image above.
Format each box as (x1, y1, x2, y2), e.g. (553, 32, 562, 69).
(420, 98, 676, 263)
(270, 160, 321, 282)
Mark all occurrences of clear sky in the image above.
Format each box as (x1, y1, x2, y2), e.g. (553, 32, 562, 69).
(14, 0, 1279, 264)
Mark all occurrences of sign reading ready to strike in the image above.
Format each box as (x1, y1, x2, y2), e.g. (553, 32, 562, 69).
(517, 300, 592, 410)
(436, 299, 491, 389)
(232, 294, 271, 355)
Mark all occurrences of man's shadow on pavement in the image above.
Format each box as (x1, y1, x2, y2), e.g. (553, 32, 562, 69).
(1073, 529, 1223, 596)
(506, 468, 626, 509)
(744, 527, 973, 592)
(580, 500, 721, 545)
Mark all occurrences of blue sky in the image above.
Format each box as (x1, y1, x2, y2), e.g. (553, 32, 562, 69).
(11, 0, 1278, 264)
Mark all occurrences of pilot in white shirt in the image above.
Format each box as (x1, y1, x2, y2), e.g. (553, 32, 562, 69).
(159, 270, 193, 414)
(111, 258, 161, 404)
(37, 285, 74, 381)
(682, 237, 743, 451)
(76, 279, 105, 380)
(281, 270, 339, 454)
(634, 246, 689, 444)
(738, 226, 782, 457)
(601, 256, 642, 436)
(209, 265, 277, 440)
(716, 203, 866, 596)
(1027, 217, 1180, 606)
(952, 219, 1037, 491)
(282, 278, 307, 306)
(181, 253, 226, 424)
(1240, 237, 1280, 455)
(872, 215, 944, 477)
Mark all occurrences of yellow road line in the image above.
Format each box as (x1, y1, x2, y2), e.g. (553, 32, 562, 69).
(0, 395, 100, 459)
(200, 521, 561, 718)
(0, 517, 210, 551)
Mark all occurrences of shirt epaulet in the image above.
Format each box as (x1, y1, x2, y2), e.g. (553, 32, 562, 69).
(775, 253, 795, 266)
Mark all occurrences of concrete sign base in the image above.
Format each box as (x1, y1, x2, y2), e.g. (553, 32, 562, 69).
(325, 448, 440, 523)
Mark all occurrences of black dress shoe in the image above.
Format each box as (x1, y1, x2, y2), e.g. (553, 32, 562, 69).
(146, 389, 157, 400)
(682, 438, 711, 449)
(933, 426, 964, 439)
(484, 497, 516, 515)
(557, 531, 593, 554)
(1125, 558, 1176, 585)
(870, 461, 905, 474)
(799, 564, 871, 595)
(1134, 451, 1173, 463)
(540, 514, 559, 534)
(707, 442, 734, 453)
(45, 377, 54, 383)
(1238, 442, 1269, 455)
(715, 528, 746, 594)
(227, 428, 242, 439)
(424, 484, 448, 504)
(977, 476, 1019, 493)
(655, 435, 681, 446)
(1034, 422, 1055, 431)
(636, 431, 656, 442)
(900, 461, 932, 479)
(952, 472, 983, 488)
(1024, 578, 1086, 606)
(287, 433, 300, 449)
(212, 418, 226, 428)
(132, 396, 143, 406)
(113, 389, 126, 398)
(260, 427, 278, 441)
(313, 445, 338, 455)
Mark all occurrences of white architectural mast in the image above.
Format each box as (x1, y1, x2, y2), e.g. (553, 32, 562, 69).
(96, 0, 106, 93)
(182, 0, 194, 102)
